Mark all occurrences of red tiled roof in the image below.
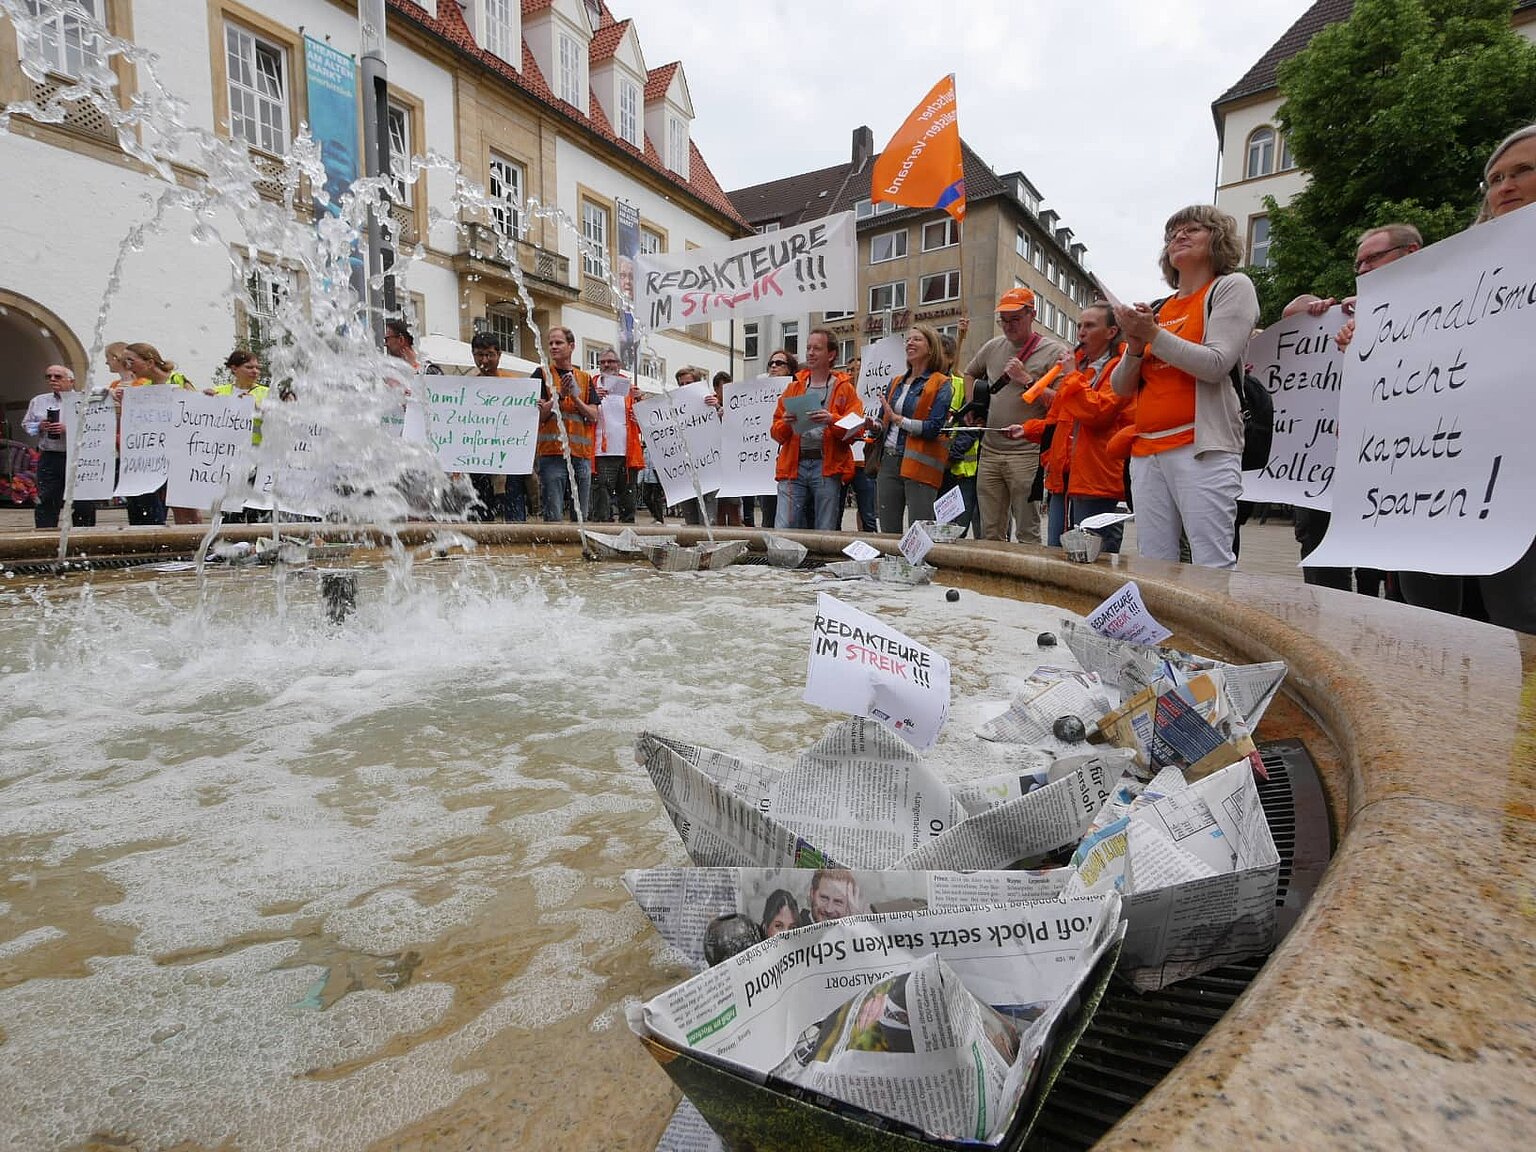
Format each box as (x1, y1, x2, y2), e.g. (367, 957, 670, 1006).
(520, 0, 553, 16)
(385, 1, 746, 229)
(644, 61, 678, 102)
(589, 18, 629, 62)
(1214, 0, 1353, 107)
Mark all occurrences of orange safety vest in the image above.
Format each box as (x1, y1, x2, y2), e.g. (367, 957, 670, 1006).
(536, 365, 596, 460)
(1131, 281, 1214, 456)
(771, 370, 863, 482)
(888, 370, 952, 488)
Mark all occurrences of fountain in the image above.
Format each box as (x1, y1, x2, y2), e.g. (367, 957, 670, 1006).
(1, 4, 1530, 1152)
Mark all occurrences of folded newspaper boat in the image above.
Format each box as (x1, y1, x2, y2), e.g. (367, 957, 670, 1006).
(761, 532, 809, 569)
(816, 558, 937, 585)
(912, 520, 968, 543)
(580, 526, 674, 559)
(639, 538, 750, 572)
(629, 897, 1124, 1150)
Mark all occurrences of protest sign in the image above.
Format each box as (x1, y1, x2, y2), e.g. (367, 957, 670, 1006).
(1239, 306, 1344, 509)
(899, 521, 934, 565)
(804, 593, 950, 749)
(422, 377, 539, 474)
(854, 334, 906, 413)
(933, 484, 964, 525)
(637, 213, 857, 330)
(842, 540, 880, 562)
(718, 376, 781, 498)
(1078, 511, 1132, 532)
(113, 384, 175, 497)
(1306, 206, 1536, 574)
(164, 392, 255, 509)
(62, 393, 116, 501)
(1086, 582, 1171, 645)
(248, 410, 328, 515)
(635, 382, 724, 506)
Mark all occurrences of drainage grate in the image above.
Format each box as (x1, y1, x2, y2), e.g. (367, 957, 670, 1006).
(1029, 739, 1332, 1150)
(2, 554, 196, 576)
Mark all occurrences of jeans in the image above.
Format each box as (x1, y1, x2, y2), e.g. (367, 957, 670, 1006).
(505, 475, 528, 522)
(126, 487, 166, 526)
(1067, 495, 1124, 554)
(776, 456, 842, 531)
(1129, 445, 1241, 568)
(538, 455, 590, 522)
(1044, 491, 1067, 548)
(849, 468, 878, 533)
(591, 456, 635, 522)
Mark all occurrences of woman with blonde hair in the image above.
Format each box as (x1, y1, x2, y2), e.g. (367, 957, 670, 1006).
(1110, 205, 1258, 568)
(873, 324, 952, 533)
(118, 342, 201, 524)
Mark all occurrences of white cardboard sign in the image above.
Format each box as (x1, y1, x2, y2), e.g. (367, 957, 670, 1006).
(933, 484, 965, 525)
(635, 382, 725, 507)
(1239, 305, 1345, 510)
(1087, 581, 1172, 645)
(62, 393, 116, 501)
(422, 377, 540, 475)
(855, 334, 907, 414)
(113, 384, 175, 497)
(717, 376, 782, 497)
(899, 521, 935, 565)
(165, 392, 255, 509)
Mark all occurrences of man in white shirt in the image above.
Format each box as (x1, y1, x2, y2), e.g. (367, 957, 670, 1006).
(22, 364, 97, 529)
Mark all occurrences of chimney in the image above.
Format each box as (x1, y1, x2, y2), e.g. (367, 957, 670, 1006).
(851, 125, 874, 170)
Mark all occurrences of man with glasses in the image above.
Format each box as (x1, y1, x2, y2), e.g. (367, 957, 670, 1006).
(591, 347, 641, 522)
(1281, 222, 1422, 596)
(23, 365, 97, 529)
(963, 287, 1069, 543)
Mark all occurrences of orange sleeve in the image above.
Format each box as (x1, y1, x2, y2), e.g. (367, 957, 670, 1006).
(1105, 424, 1138, 462)
(1020, 418, 1049, 444)
(770, 393, 795, 445)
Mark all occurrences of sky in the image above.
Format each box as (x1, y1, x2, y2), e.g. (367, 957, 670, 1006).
(632, 0, 1311, 302)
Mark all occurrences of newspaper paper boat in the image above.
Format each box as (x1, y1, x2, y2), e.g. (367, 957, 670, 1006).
(580, 527, 676, 559)
(761, 532, 809, 569)
(1060, 528, 1102, 563)
(876, 556, 935, 585)
(821, 559, 876, 580)
(913, 520, 968, 543)
(640, 538, 749, 572)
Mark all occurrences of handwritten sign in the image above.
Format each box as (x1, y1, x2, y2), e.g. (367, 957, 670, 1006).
(855, 333, 906, 413)
(899, 521, 934, 565)
(635, 382, 724, 506)
(805, 592, 951, 750)
(1306, 206, 1536, 574)
(637, 212, 856, 329)
(424, 378, 540, 474)
(165, 392, 255, 508)
(248, 406, 328, 516)
(933, 484, 964, 525)
(843, 540, 880, 562)
(1086, 581, 1171, 645)
(1239, 305, 1344, 510)
(113, 384, 174, 497)
(718, 376, 781, 497)
(62, 393, 116, 501)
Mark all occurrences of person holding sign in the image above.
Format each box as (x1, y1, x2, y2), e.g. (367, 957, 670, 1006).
(22, 365, 96, 529)
(533, 326, 598, 522)
(770, 330, 862, 531)
(592, 347, 643, 524)
(119, 342, 201, 525)
(210, 350, 271, 525)
(872, 326, 953, 533)
(1111, 207, 1260, 568)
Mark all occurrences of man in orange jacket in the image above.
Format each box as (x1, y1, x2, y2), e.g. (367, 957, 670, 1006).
(770, 328, 862, 531)
(1007, 302, 1132, 552)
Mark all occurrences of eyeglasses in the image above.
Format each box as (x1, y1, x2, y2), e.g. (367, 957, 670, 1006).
(768, 359, 789, 367)
(1163, 224, 1209, 243)
(1354, 244, 1412, 273)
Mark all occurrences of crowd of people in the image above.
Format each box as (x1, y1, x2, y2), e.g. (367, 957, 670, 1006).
(16, 124, 1533, 631)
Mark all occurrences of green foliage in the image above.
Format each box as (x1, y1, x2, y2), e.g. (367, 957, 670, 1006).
(1257, 0, 1536, 321)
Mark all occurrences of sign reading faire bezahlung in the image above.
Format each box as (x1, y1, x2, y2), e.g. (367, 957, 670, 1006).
(637, 212, 857, 330)
(1305, 205, 1536, 575)
(1239, 305, 1345, 510)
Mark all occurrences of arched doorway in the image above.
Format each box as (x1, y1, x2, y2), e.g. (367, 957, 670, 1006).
(0, 290, 88, 443)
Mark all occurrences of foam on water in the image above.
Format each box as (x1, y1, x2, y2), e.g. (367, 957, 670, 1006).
(0, 557, 1075, 1149)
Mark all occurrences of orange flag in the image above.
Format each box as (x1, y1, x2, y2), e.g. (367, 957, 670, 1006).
(871, 75, 966, 221)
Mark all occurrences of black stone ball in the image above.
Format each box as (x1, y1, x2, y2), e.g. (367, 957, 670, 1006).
(703, 913, 763, 966)
(1037, 632, 1057, 648)
(946, 588, 960, 602)
(1052, 715, 1087, 743)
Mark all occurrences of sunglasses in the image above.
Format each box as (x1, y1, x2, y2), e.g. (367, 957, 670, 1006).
(768, 359, 789, 367)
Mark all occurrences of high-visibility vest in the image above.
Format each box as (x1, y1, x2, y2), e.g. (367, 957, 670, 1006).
(536, 366, 596, 459)
(212, 382, 269, 445)
(891, 370, 952, 488)
(946, 372, 977, 478)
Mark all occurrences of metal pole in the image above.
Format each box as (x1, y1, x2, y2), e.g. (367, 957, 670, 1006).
(359, 0, 394, 339)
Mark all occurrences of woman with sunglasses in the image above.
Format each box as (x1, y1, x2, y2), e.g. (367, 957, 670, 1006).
(755, 349, 797, 530)
(1111, 206, 1259, 569)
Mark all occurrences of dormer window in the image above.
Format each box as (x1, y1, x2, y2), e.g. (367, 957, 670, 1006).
(618, 79, 640, 147)
(667, 115, 688, 176)
(483, 0, 519, 67)
(558, 32, 585, 107)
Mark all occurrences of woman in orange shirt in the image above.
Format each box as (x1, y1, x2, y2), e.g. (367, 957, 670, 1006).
(1111, 206, 1259, 568)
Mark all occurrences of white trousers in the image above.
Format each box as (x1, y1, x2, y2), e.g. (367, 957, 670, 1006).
(1130, 445, 1241, 569)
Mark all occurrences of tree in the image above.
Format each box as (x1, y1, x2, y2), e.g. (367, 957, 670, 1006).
(1254, 0, 1536, 321)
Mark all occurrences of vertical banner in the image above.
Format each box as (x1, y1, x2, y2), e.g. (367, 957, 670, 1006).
(1239, 306, 1344, 510)
(855, 334, 908, 413)
(616, 198, 641, 379)
(634, 382, 724, 506)
(165, 392, 255, 508)
(303, 36, 359, 221)
(422, 377, 540, 474)
(1305, 207, 1536, 574)
(62, 393, 116, 501)
(114, 384, 174, 497)
(717, 376, 783, 497)
(637, 212, 857, 330)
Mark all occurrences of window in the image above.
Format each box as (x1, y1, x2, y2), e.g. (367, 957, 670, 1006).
(581, 199, 610, 278)
(638, 353, 665, 390)
(24, 0, 104, 79)
(754, 222, 781, 234)
(225, 23, 288, 155)
(870, 229, 908, 263)
(1279, 134, 1295, 172)
(1046, 258, 1057, 285)
(483, 0, 517, 64)
(617, 79, 640, 147)
(919, 270, 961, 304)
(854, 198, 896, 220)
(868, 281, 907, 312)
(241, 266, 289, 349)
(936, 323, 958, 343)
(923, 218, 959, 251)
(639, 226, 663, 255)
(1014, 276, 1028, 290)
(838, 339, 857, 366)
(1040, 301, 1054, 330)
(489, 153, 524, 238)
(781, 321, 799, 356)
(667, 115, 688, 175)
(743, 321, 760, 360)
(387, 102, 412, 203)
(1249, 215, 1272, 268)
(1032, 247, 1044, 272)
(822, 309, 853, 321)
(1065, 318, 1077, 343)
(558, 33, 584, 107)
(1015, 228, 1029, 259)
(480, 308, 522, 356)
(1246, 127, 1275, 179)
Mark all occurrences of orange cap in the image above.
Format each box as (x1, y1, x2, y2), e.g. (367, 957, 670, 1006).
(996, 287, 1036, 313)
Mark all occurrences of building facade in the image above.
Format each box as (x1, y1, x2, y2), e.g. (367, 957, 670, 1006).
(1212, 0, 1536, 268)
(0, 0, 746, 436)
(727, 127, 1099, 380)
